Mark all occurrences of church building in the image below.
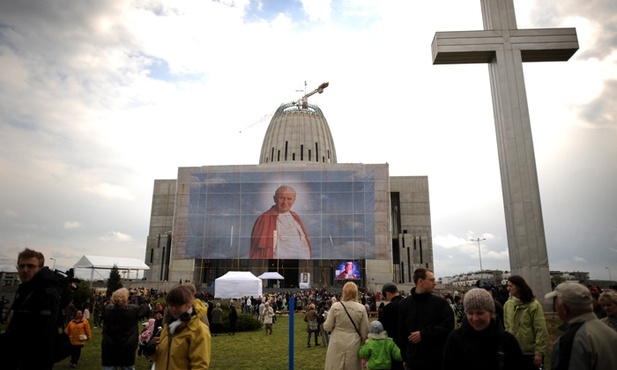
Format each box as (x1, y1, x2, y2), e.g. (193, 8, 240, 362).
(143, 83, 433, 292)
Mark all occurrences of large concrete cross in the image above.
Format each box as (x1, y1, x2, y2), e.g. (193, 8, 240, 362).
(431, 0, 578, 303)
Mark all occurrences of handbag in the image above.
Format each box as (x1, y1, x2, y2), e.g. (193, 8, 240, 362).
(78, 334, 88, 341)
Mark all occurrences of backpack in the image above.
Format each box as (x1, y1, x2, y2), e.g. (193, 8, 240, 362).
(309, 318, 319, 331)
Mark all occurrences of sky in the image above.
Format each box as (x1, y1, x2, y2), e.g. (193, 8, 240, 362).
(0, 0, 615, 281)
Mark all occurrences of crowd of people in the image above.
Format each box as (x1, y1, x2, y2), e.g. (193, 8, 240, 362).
(1, 248, 617, 370)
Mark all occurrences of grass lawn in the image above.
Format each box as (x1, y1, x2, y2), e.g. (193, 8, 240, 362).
(54, 314, 328, 370)
(4, 312, 564, 369)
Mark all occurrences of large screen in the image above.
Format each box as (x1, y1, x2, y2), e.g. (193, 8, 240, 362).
(172, 163, 390, 260)
(334, 261, 362, 280)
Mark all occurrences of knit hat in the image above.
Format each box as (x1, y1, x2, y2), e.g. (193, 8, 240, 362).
(463, 288, 495, 313)
(369, 320, 384, 334)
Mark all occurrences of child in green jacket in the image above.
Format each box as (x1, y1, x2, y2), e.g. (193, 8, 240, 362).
(359, 321, 403, 370)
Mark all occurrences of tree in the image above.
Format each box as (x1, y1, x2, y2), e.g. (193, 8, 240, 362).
(74, 279, 94, 309)
(107, 265, 122, 297)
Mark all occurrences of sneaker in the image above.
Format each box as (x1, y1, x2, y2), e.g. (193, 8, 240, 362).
(70, 363, 76, 368)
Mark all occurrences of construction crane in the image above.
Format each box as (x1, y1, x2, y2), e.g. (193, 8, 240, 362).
(298, 81, 329, 109)
(239, 81, 329, 133)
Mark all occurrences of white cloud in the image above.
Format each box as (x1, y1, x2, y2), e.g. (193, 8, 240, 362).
(63, 221, 82, 229)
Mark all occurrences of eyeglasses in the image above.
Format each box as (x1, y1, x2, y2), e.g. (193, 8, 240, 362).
(16, 264, 40, 270)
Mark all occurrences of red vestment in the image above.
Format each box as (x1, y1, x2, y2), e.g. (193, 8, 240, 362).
(249, 205, 311, 259)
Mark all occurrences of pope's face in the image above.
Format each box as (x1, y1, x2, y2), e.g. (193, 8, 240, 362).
(274, 189, 296, 213)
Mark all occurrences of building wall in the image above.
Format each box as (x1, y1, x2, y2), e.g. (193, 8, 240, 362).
(389, 176, 433, 285)
(145, 174, 435, 292)
(144, 179, 176, 281)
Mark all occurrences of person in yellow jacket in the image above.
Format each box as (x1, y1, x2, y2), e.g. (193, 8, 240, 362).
(64, 309, 92, 368)
(145, 284, 211, 369)
(503, 275, 548, 370)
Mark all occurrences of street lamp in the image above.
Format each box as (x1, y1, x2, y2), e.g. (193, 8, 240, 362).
(607, 267, 613, 282)
(49, 257, 56, 270)
(470, 237, 486, 275)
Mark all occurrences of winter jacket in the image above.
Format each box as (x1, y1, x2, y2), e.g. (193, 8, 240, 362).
(358, 331, 403, 370)
(323, 301, 369, 370)
(65, 317, 92, 345)
(550, 312, 617, 370)
(3, 267, 63, 370)
(101, 302, 150, 366)
(151, 304, 211, 370)
(503, 296, 548, 356)
(304, 308, 319, 332)
(262, 306, 274, 324)
(442, 318, 524, 370)
(398, 288, 454, 370)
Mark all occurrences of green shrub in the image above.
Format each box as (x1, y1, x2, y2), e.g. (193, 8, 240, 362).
(223, 313, 262, 332)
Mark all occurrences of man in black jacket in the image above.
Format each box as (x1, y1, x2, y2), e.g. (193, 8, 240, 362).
(398, 268, 454, 370)
(379, 282, 405, 370)
(3, 248, 63, 370)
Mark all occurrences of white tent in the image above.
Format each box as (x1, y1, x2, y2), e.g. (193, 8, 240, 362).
(73, 255, 150, 281)
(215, 271, 262, 299)
(257, 272, 285, 280)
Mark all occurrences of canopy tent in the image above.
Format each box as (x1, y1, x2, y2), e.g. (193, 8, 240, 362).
(257, 272, 285, 280)
(215, 271, 262, 299)
(73, 255, 149, 281)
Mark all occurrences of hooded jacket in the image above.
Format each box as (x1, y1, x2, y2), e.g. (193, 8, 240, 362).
(358, 331, 403, 370)
(151, 301, 211, 370)
(503, 296, 548, 356)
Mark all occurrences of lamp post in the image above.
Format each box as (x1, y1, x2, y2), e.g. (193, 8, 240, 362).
(470, 237, 486, 276)
(607, 267, 613, 282)
(49, 257, 56, 270)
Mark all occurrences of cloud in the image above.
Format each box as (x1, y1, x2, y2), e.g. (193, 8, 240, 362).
(84, 183, 135, 201)
(100, 231, 133, 242)
(63, 221, 82, 229)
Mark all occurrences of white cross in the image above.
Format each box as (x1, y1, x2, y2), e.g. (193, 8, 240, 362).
(431, 0, 578, 302)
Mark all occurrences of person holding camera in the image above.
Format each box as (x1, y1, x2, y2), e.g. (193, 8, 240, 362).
(1, 248, 64, 370)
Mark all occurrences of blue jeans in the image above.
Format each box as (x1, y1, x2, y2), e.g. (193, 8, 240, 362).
(307, 331, 319, 345)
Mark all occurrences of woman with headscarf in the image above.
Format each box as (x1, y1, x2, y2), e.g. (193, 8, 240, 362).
(145, 284, 211, 369)
(503, 275, 549, 370)
(323, 281, 369, 370)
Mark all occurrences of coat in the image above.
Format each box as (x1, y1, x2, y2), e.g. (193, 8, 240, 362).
(503, 296, 548, 356)
(152, 304, 211, 370)
(3, 267, 63, 370)
(442, 318, 524, 370)
(304, 308, 319, 332)
(397, 288, 454, 370)
(64, 317, 92, 345)
(101, 302, 150, 366)
(323, 301, 369, 370)
(358, 332, 403, 370)
(262, 306, 274, 324)
(550, 312, 617, 370)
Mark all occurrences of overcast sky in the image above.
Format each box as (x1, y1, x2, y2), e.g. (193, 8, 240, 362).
(0, 0, 615, 281)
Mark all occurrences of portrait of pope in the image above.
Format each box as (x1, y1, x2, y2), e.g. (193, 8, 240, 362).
(249, 185, 311, 259)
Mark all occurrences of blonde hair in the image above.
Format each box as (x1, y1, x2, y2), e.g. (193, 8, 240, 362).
(342, 281, 359, 302)
(600, 289, 617, 305)
(111, 288, 129, 306)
